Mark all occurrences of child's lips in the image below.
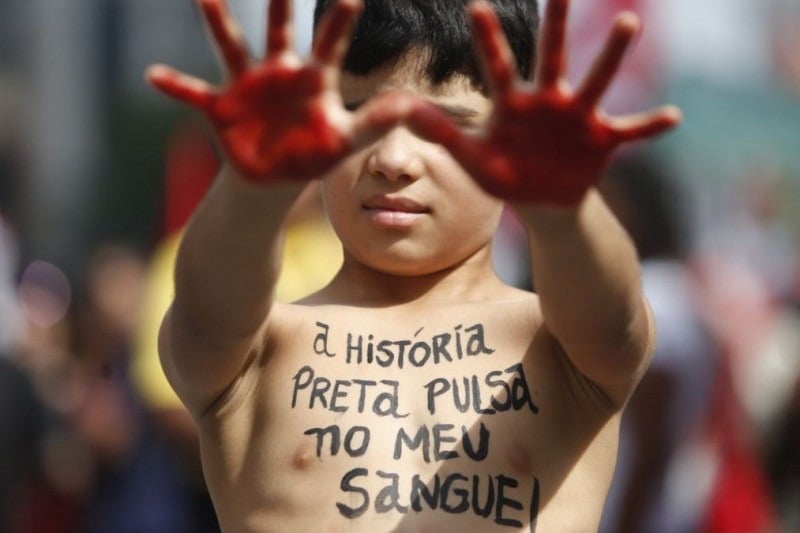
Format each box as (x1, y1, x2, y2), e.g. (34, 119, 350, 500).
(362, 195, 430, 227)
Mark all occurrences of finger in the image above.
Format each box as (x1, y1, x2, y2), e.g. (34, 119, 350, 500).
(265, 0, 293, 58)
(469, 1, 518, 97)
(312, 0, 362, 67)
(406, 100, 479, 162)
(350, 91, 415, 146)
(612, 105, 682, 143)
(146, 64, 216, 110)
(199, 0, 250, 77)
(577, 12, 639, 108)
(535, 0, 569, 89)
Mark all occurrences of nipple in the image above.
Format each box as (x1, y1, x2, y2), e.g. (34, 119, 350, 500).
(507, 445, 534, 476)
(292, 444, 316, 470)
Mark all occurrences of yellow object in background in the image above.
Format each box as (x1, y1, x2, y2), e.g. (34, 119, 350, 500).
(131, 215, 342, 410)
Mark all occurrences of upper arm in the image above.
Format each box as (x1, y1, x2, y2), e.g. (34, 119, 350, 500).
(158, 303, 269, 417)
(546, 296, 656, 411)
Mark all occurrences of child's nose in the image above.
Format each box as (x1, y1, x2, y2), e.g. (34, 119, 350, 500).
(366, 127, 424, 182)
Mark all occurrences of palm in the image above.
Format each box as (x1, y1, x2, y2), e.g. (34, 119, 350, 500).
(208, 62, 343, 178)
(476, 94, 616, 203)
(409, 0, 681, 207)
(147, 0, 407, 182)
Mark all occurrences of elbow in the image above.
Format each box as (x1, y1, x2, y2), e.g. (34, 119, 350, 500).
(603, 295, 656, 382)
(563, 296, 657, 397)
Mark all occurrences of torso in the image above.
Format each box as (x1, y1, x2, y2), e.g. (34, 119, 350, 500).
(197, 295, 622, 532)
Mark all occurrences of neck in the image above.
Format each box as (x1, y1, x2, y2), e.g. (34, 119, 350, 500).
(321, 245, 503, 307)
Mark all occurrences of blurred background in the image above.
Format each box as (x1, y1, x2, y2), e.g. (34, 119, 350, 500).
(0, 0, 798, 531)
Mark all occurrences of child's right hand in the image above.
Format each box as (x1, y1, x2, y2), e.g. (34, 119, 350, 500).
(146, 0, 410, 183)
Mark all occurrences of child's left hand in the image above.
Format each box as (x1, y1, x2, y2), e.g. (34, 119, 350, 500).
(407, 0, 681, 208)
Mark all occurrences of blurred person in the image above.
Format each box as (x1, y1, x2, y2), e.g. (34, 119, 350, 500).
(68, 243, 212, 533)
(599, 151, 718, 533)
(760, 225, 800, 531)
(13, 260, 90, 533)
(727, 171, 800, 439)
(0, 355, 44, 533)
(10, 244, 203, 532)
(0, 216, 46, 533)
(731, 169, 794, 302)
(766, 365, 800, 531)
(691, 165, 800, 532)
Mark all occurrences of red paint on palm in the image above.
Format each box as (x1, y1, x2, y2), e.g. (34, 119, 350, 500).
(203, 65, 349, 179)
(461, 92, 617, 205)
(146, 0, 396, 183)
(408, 0, 681, 208)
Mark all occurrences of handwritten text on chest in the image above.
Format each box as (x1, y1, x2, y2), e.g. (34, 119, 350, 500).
(289, 320, 541, 528)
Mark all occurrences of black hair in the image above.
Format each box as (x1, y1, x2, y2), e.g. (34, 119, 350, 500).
(601, 152, 689, 261)
(313, 0, 539, 90)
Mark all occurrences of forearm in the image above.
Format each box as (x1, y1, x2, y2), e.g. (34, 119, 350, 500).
(515, 190, 653, 388)
(172, 165, 305, 344)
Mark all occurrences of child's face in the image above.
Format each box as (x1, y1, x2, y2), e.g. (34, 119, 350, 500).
(320, 51, 505, 276)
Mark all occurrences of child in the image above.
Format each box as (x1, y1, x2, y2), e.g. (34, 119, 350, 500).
(146, 0, 680, 530)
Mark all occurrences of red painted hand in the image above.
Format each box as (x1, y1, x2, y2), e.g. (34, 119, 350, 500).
(407, 0, 682, 207)
(146, 0, 410, 182)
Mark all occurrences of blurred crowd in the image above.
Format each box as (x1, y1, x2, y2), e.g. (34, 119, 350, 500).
(1, 0, 800, 532)
(0, 233, 220, 532)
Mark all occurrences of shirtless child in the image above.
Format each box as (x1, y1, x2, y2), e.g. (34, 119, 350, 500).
(146, 0, 681, 530)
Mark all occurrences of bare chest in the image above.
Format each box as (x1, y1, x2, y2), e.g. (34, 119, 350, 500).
(200, 309, 610, 532)
(269, 319, 539, 510)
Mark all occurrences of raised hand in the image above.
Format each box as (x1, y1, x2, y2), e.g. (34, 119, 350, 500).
(146, 0, 410, 182)
(407, 0, 681, 207)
